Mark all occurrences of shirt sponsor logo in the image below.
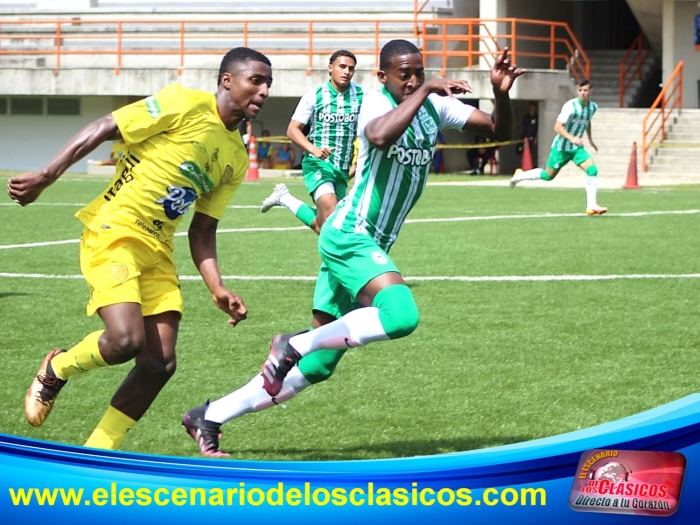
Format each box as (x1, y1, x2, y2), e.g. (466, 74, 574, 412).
(386, 144, 432, 166)
(156, 186, 198, 220)
(569, 118, 589, 131)
(179, 161, 214, 193)
(134, 219, 166, 242)
(319, 112, 358, 124)
(103, 169, 134, 202)
(144, 96, 162, 119)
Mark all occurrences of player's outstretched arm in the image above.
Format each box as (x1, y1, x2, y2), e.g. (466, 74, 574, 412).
(488, 48, 525, 141)
(188, 211, 248, 327)
(7, 114, 119, 206)
(366, 78, 471, 149)
(465, 48, 526, 141)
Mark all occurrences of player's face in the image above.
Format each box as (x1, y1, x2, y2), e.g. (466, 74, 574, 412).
(222, 60, 273, 120)
(328, 56, 356, 90)
(577, 84, 591, 103)
(377, 53, 425, 103)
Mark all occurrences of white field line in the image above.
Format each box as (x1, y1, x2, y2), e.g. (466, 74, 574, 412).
(1, 272, 700, 282)
(0, 209, 698, 252)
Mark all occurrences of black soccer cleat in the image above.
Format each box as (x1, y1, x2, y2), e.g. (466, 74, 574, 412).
(181, 402, 229, 458)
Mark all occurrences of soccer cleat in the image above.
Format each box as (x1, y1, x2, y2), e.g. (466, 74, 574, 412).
(181, 402, 230, 458)
(261, 333, 302, 397)
(25, 348, 67, 427)
(260, 183, 290, 213)
(509, 168, 523, 188)
(586, 206, 608, 216)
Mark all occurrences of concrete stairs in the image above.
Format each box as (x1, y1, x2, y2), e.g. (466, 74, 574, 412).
(586, 49, 660, 108)
(556, 107, 700, 184)
(645, 109, 700, 180)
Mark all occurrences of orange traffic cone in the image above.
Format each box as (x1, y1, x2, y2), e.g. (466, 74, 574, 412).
(623, 141, 640, 189)
(245, 135, 259, 181)
(521, 138, 533, 171)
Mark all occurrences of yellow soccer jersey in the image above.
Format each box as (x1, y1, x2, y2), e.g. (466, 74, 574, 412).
(76, 83, 248, 248)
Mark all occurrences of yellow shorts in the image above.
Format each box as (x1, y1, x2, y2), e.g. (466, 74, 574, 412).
(79, 226, 183, 317)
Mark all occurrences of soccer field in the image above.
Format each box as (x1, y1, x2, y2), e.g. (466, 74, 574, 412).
(1, 173, 699, 460)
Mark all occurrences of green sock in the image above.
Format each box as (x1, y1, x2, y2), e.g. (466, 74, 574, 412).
(295, 203, 317, 228)
(539, 169, 554, 181)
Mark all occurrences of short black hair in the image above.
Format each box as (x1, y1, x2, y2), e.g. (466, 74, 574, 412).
(577, 79, 591, 87)
(379, 39, 421, 70)
(379, 40, 420, 71)
(329, 49, 357, 66)
(218, 47, 271, 85)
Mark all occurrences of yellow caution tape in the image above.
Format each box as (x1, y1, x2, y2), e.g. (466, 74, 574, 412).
(436, 139, 524, 150)
(254, 137, 524, 149)
(647, 142, 700, 149)
(254, 136, 292, 143)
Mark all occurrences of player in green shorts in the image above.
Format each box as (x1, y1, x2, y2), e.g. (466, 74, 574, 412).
(181, 40, 523, 456)
(260, 50, 364, 234)
(509, 79, 607, 215)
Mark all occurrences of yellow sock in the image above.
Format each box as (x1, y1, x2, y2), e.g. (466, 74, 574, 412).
(51, 330, 108, 380)
(84, 406, 137, 450)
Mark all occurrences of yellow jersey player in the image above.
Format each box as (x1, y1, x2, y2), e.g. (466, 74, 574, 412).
(7, 47, 273, 452)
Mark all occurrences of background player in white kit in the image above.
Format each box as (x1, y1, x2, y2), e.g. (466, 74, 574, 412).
(509, 79, 607, 215)
(260, 50, 363, 234)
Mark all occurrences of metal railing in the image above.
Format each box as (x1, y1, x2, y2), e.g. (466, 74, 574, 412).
(418, 17, 589, 79)
(0, 17, 588, 79)
(641, 60, 683, 172)
(619, 33, 651, 108)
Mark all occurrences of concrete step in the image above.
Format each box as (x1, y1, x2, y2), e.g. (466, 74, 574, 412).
(645, 166, 700, 175)
(648, 154, 700, 164)
(655, 140, 700, 147)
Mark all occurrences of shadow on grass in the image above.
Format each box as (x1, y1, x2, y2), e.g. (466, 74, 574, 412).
(228, 435, 534, 461)
(0, 292, 28, 299)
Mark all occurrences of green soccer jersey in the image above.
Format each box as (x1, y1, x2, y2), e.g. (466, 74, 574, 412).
(330, 88, 475, 251)
(291, 80, 364, 172)
(552, 97, 598, 152)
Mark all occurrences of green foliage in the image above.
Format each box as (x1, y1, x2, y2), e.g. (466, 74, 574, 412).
(1, 174, 699, 460)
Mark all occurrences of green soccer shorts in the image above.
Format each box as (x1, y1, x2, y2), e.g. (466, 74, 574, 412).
(312, 225, 400, 319)
(546, 146, 592, 171)
(302, 156, 349, 202)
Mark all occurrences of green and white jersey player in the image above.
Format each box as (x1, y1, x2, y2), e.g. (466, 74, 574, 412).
(509, 79, 607, 215)
(260, 50, 364, 234)
(181, 39, 524, 457)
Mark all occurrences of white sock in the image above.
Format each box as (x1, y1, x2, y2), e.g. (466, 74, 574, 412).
(514, 168, 546, 182)
(289, 307, 390, 357)
(585, 176, 598, 208)
(279, 192, 305, 215)
(204, 367, 312, 424)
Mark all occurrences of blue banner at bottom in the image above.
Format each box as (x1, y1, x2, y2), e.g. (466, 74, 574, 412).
(2, 395, 700, 523)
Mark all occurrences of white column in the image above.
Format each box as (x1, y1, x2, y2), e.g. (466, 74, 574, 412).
(37, 0, 96, 8)
(479, 0, 508, 71)
(661, 0, 675, 88)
